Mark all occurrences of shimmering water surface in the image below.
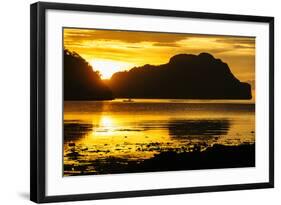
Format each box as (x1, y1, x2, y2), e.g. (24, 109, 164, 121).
(64, 99, 255, 175)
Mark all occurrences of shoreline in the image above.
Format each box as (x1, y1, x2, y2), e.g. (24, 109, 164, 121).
(64, 143, 255, 176)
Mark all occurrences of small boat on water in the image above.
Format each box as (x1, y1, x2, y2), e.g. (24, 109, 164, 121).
(123, 98, 134, 102)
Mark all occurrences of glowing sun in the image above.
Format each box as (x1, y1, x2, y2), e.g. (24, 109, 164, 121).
(91, 59, 131, 79)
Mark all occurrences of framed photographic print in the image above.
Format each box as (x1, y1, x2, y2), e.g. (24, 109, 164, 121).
(30, 1, 274, 203)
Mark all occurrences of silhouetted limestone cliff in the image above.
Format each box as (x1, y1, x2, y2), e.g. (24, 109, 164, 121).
(108, 53, 252, 99)
(64, 49, 113, 100)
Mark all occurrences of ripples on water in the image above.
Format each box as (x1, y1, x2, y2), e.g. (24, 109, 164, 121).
(64, 99, 255, 175)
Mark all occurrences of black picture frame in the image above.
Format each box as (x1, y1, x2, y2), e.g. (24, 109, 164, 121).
(30, 1, 274, 203)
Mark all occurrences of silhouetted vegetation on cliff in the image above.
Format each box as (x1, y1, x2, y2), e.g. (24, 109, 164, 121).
(108, 53, 252, 99)
(64, 49, 113, 100)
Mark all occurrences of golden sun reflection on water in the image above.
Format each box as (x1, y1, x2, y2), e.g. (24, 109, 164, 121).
(63, 100, 255, 175)
(65, 114, 254, 163)
(70, 114, 173, 161)
(91, 116, 115, 137)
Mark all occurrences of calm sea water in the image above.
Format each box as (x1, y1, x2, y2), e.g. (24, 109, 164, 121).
(64, 99, 255, 175)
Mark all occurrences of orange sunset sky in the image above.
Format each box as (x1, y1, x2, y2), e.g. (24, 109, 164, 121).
(63, 28, 255, 93)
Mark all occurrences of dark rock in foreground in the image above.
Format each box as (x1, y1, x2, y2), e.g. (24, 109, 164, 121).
(139, 143, 255, 172)
(108, 53, 252, 99)
(64, 143, 255, 176)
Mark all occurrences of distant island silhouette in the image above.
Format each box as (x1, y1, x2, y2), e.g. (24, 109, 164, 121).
(64, 49, 113, 100)
(108, 53, 252, 99)
(64, 50, 252, 100)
